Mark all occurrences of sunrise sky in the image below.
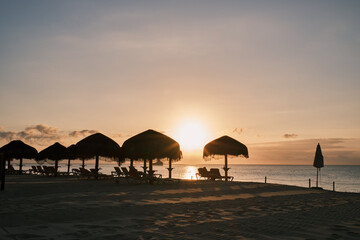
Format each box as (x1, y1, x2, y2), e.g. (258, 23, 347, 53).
(1, 0, 359, 165)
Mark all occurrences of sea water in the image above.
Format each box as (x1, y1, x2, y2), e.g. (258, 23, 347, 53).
(18, 162, 360, 193)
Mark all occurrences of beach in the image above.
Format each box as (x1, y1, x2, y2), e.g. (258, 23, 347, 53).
(1, 175, 360, 240)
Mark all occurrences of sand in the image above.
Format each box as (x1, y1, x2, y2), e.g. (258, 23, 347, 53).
(1, 175, 360, 240)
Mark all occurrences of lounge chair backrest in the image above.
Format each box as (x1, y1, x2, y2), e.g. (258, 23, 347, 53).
(9, 165, 15, 171)
(32, 166, 38, 172)
(121, 167, 130, 175)
(209, 168, 221, 177)
(114, 167, 122, 175)
(37, 166, 44, 173)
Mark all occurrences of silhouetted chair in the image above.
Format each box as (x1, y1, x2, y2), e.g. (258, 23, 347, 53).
(111, 167, 124, 177)
(196, 167, 211, 180)
(209, 168, 233, 181)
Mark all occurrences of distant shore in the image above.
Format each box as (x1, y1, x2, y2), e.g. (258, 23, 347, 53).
(1, 175, 360, 239)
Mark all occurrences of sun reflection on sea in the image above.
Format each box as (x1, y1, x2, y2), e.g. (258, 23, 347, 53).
(183, 166, 198, 180)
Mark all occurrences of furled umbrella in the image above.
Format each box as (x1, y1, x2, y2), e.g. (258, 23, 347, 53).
(0, 140, 38, 172)
(37, 142, 69, 177)
(121, 129, 182, 179)
(75, 133, 121, 179)
(313, 143, 324, 188)
(203, 136, 249, 181)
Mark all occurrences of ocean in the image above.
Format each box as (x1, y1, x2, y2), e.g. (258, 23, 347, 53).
(18, 162, 360, 193)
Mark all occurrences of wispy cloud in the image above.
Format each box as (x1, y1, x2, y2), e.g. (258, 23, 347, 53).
(283, 133, 298, 139)
(69, 129, 98, 138)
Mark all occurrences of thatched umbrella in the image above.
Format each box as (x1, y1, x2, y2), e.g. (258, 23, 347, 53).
(121, 129, 182, 179)
(75, 133, 121, 178)
(203, 136, 248, 181)
(0, 140, 38, 172)
(67, 144, 78, 173)
(37, 142, 69, 176)
(313, 143, 324, 188)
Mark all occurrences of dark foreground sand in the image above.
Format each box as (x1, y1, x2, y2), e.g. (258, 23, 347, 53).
(1, 175, 360, 240)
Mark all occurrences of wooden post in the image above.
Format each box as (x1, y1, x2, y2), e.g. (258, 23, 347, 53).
(1, 153, 5, 191)
(224, 154, 229, 182)
(54, 159, 59, 177)
(19, 157, 23, 173)
(316, 168, 319, 188)
(81, 159, 85, 169)
(265, 176, 267, 183)
(95, 155, 99, 179)
(333, 181, 335, 191)
(309, 178, 311, 188)
(130, 159, 134, 167)
(67, 159, 71, 174)
(142, 159, 147, 175)
(168, 158, 173, 179)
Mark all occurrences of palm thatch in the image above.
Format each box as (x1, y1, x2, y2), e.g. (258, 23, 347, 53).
(121, 129, 182, 178)
(37, 142, 69, 176)
(75, 133, 121, 176)
(203, 136, 248, 181)
(0, 140, 38, 171)
(203, 136, 248, 159)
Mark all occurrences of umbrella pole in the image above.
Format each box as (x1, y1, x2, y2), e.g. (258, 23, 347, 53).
(67, 159, 70, 174)
(19, 158, 23, 174)
(82, 159, 85, 169)
(95, 155, 99, 179)
(316, 168, 319, 188)
(149, 159, 153, 184)
(224, 154, 228, 182)
(168, 158, 173, 179)
(143, 159, 147, 175)
(7, 159, 10, 169)
(55, 160, 58, 177)
(130, 159, 134, 167)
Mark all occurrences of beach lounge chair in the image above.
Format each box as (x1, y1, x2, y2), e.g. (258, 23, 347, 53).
(209, 168, 234, 181)
(36, 166, 47, 176)
(31, 166, 40, 175)
(120, 167, 147, 184)
(89, 168, 112, 180)
(111, 167, 124, 177)
(5, 165, 19, 175)
(196, 167, 211, 180)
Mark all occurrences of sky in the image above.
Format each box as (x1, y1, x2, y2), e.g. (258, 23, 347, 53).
(1, 0, 359, 165)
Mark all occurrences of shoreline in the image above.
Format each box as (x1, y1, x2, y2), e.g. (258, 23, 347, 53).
(1, 175, 360, 239)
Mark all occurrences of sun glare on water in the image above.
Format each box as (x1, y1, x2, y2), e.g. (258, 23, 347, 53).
(175, 121, 209, 150)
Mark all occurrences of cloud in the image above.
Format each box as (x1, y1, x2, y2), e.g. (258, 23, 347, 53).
(283, 133, 298, 139)
(233, 128, 243, 135)
(247, 138, 360, 165)
(69, 129, 98, 138)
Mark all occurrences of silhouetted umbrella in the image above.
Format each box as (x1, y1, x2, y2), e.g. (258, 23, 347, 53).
(37, 142, 69, 176)
(313, 143, 324, 188)
(121, 129, 182, 179)
(67, 144, 78, 173)
(0, 140, 38, 172)
(75, 133, 121, 178)
(203, 136, 248, 181)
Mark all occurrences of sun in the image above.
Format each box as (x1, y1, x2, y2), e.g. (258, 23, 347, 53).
(175, 121, 209, 150)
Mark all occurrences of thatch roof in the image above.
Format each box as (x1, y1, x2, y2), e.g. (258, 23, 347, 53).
(0, 140, 38, 160)
(121, 129, 182, 161)
(75, 133, 121, 160)
(37, 142, 69, 161)
(313, 143, 324, 168)
(203, 135, 248, 159)
(67, 144, 78, 160)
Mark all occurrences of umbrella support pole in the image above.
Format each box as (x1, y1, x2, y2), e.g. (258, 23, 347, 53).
(67, 159, 71, 174)
(95, 155, 99, 180)
(1, 153, 5, 191)
(224, 154, 228, 182)
(168, 158, 173, 179)
(19, 158, 23, 174)
(82, 159, 85, 169)
(143, 160, 147, 175)
(316, 168, 319, 188)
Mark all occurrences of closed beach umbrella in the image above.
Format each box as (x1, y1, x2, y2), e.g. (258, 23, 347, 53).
(203, 136, 248, 181)
(0, 140, 38, 172)
(75, 133, 121, 178)
(121, 129, 182, 179)
(313, 143, 324, 188)
(37, 142, 69, 176)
